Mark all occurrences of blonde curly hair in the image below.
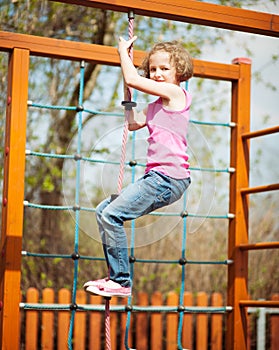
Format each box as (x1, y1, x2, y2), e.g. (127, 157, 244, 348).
(139, 41, 193, 82)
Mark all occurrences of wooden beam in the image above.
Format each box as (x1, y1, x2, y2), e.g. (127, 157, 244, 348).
(53, 0, 279, 37)
(239, 300, 279, 308)
(241, 183, 279, 195)
(0, 31, 240, 81)
(227, 59, 251, 350)
(0, 48, 29, 350)
(242, 125, 279, 139)
(239, 241, 279, 251)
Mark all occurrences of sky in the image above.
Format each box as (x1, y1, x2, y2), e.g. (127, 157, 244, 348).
(200, 2, 279, 127)
(187, 1, 279, 236)
(196, 2, 279, 185)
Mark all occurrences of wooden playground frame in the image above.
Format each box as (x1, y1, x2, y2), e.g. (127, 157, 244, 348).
(1, 0, 279, 349)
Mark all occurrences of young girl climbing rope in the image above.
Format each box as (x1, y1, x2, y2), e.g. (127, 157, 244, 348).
(84, 35, 193, 298)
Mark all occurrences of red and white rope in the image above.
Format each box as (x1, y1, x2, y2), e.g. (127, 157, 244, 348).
(105, 12, 135, 350)
(105, 298, 111, 350)
(117, 12, 134, 194)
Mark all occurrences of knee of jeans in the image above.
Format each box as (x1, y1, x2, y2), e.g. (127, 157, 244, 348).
(102, 206, 122, 227)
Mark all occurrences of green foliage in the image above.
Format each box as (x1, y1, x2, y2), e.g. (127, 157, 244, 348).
(0, 0, 278, 299)
(42, 174, 55, 192)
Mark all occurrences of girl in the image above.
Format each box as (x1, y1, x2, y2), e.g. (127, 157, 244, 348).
(84, 36, 193, 297)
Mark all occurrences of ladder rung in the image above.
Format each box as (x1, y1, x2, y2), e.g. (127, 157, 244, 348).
(241, 183, 279, 195)
(239, 242, 279, 250)
(242, 125, 279, 139)
(240, 300, 279, 308)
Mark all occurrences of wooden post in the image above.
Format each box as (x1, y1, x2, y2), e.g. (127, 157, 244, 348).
(196, 292, 208, 350)
(58, 289, 71, 350)
(0, 48, 29, 350)
(89, 295, 102, 350)
(166, 291, 178, 350)
(74, 290, 86, 350)
(151, 291, 163, 350)
(211, 293, 223, 350)
(25, 288, 39, 350)
(227, 57, 251, 350)
(42, 288, 55, 350)
(271, 294, 279, 350)
(182, 292, 193, 350)
(136, 292, 149, 349)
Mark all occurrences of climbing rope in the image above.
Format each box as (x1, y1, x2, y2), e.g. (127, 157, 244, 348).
(104, 10, 137, 350)
(117, 10, 136, 194)
(104, 297, 111, 350)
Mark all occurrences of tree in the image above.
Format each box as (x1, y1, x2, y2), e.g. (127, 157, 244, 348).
(0, 0, 278, 296)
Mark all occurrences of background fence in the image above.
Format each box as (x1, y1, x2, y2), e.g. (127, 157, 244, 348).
(20, 288, 279, 350)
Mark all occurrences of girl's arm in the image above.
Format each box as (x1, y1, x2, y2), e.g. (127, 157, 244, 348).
(123, 82, 147, 131)
(118, 36, 181, 101)
(126, 108, 147, 131)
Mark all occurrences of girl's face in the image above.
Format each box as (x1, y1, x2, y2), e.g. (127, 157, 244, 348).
(149, 51, 179, 85)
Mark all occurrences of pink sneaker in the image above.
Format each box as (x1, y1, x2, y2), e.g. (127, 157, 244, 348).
(83, 277, 108, 290)
(85, 280, 131, 298)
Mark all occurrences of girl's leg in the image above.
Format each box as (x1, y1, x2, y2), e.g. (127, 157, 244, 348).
(95, 197, 111, 267)
(95, 171, 190, 287)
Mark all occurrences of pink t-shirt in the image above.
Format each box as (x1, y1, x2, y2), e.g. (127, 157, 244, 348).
(145, 88, 191, 179)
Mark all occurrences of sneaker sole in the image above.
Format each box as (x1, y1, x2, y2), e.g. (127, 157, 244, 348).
(83, 278, 108, 290)
(85, 285, 131, 298)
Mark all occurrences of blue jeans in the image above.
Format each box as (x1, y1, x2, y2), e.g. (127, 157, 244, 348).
(95, 170, 191, 287)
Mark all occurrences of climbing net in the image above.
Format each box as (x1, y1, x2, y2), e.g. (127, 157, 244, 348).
(19, 13, 237, 350)
(20, 57, 235, 350)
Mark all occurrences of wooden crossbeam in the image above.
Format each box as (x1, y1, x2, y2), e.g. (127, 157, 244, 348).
(241, 183, 279, 195)
(53, 0, 279, 37)
(242, 125, 279, 139)
(0, 31, 241, 81)
(239, 241, 279, 250)
(240, 300, 279, 308)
